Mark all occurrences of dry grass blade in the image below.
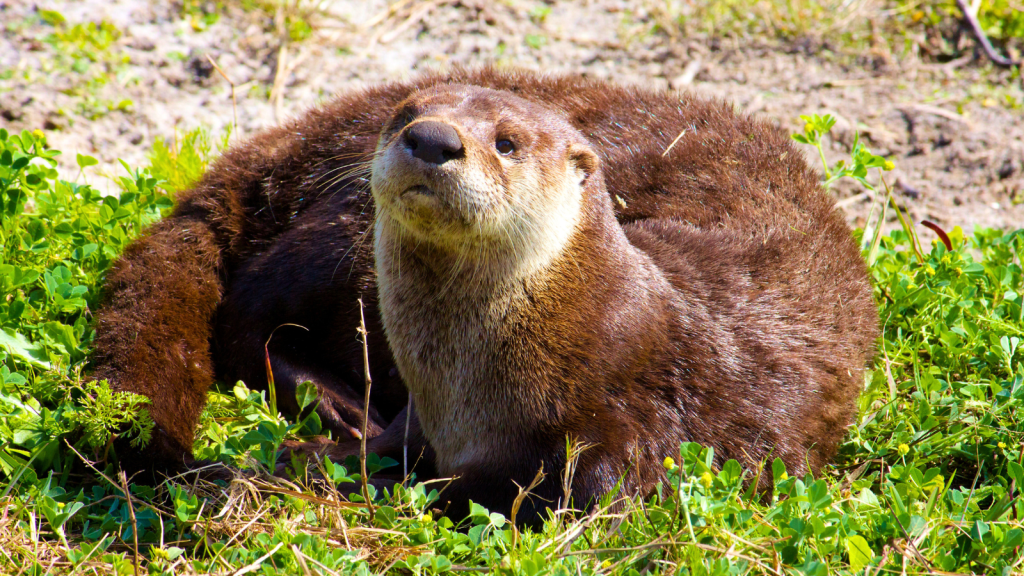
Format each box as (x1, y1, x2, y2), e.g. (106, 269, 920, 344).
(290, 543, 315, 576)
(510, 465, 545, 545)
(557, 538, 671, 558)
(204, 54, 238, 137)
(561, 437, 594, 510)
(65, 443, 174, 520)
(540, 498, 630, 556)
(230, 541, 283, 576)
(691, 542, 785, 576)
(661, 128, 688, 157)
(209, 501, 270, 569)
(258, 484, 366, 510)
(264, 323, 309, 421)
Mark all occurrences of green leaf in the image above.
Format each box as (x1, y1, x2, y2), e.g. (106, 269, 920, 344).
(0, 329, 51, 369)
(39, 9, 66, 25)
(295, 380, 318, 411)
(1007, 461, 1023, 486)
(75, 153, 98, 168)
(970, 520, 989, 541)
(846, 535, 872, 572)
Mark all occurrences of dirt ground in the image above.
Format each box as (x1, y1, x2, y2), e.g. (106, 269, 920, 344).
(2, 0, 1023, 240)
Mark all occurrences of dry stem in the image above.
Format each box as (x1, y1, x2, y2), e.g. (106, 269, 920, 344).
(357, 298, 376, 522)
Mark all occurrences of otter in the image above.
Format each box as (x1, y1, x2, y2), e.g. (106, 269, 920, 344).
(92, 68, 878, 524)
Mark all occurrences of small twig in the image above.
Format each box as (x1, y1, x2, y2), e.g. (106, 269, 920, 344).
(870, 545, 892, 576)
(901, 103, 971, 126)
(1012, 443, 1024, 522)
(361, 0, 416, 30)
(881, 496, 932, 569)
(357, 298, 375, 522)
(119, 471, 141, 576)
(378, 0, 446, 44)
(956, 0, 1022, 68)
(671, 57, 703, 88)
(835, 190, 872, 209)
(205, 54, 238, 138)
(403, 391, 412, 483)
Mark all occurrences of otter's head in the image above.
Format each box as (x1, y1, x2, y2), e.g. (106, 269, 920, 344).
(371, 84, 600, 278)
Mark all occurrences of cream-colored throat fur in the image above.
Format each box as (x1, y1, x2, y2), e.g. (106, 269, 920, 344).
(371, 169, 586, 474)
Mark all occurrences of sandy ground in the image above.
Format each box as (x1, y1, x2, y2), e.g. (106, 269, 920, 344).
(1, 0, 1023, 239)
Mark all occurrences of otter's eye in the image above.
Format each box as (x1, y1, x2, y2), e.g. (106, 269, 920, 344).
(495, 139, 515, 155)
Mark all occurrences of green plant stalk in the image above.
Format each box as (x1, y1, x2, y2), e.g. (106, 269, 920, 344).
(866, 198, 889, 267)
(881, 171, 924, 264)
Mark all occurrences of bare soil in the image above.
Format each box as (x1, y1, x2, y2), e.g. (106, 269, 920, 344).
(2, 0, 1023, 239)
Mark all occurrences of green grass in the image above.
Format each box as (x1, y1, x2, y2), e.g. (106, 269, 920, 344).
(34, 12, 135, 121)
(648, 0, 1024, 64)
(0, 107, 1021, 574)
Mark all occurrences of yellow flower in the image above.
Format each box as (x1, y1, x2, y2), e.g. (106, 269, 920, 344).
(998, 442, 1007, 450)
(663, 456, 676, 470)
(31, 129, 45, 141)
(421, 513, 432, 522)
(897, 443, 910, 456)
(699, 472, 714, 488)
(779, 472, 789, 481)
(883, 160, 895, 171)
(804, 122, 814, 135)
(601, 560, 612, 569)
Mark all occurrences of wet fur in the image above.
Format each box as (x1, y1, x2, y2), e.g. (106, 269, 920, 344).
(93, 68, 878, 521)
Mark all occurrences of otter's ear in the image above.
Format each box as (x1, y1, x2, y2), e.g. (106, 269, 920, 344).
(568, 144, 600, 182)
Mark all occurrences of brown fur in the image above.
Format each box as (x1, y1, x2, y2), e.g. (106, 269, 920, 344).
(93, 68, 878, 522)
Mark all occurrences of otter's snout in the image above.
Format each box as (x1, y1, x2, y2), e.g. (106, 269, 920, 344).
(403, 121, 464, 165)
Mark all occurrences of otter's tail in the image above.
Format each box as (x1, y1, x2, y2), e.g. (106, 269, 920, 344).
(91, 216, 222, 469)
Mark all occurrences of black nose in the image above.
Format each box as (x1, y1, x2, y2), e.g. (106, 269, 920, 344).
(403, 121, 464, 165)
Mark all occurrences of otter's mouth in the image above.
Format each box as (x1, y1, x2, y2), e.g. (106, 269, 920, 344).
(402, 184, 435, 197)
